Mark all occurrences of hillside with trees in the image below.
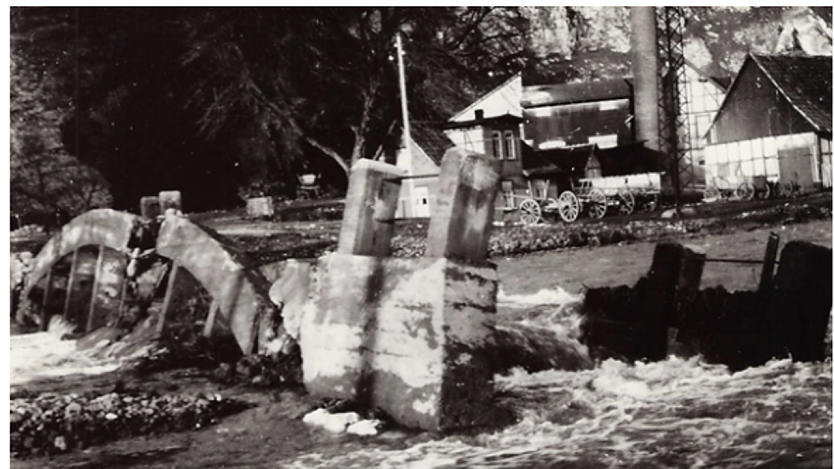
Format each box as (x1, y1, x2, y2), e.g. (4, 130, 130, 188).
(10, 7, 832, 217)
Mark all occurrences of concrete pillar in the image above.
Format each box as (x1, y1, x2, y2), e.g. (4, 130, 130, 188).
(367, 257, 498, 431)
(337, 159, 404, 257)
(158, 191, 182, 213)
(426, 148, 501, 262)
(300, 160, 403, 397)
(140, 196, 161, 219)
(769, 241, 832, 361)
(300, 252, 381, 400)
(298, 148, 501, 431)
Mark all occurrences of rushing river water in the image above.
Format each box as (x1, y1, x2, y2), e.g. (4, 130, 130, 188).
(285, 289, 832, 469)
(9, 289, 833, 468)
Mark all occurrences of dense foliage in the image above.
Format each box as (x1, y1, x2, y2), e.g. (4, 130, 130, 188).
(10, 7, 545, 213)
(10, 7, 830, 215)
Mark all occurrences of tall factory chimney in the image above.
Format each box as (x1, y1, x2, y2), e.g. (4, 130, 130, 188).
(630, 7, 660, 151)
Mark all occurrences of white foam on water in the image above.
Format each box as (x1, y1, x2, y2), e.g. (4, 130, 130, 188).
(497, 287, 581, 309)
(10, 318, 123, 387)
(282, 356, 832, 468)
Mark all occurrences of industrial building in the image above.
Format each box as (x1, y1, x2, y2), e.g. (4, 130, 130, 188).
(703, 53, 832, 191)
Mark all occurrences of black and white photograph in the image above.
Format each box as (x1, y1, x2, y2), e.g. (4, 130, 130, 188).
(7, 6, 833, 467)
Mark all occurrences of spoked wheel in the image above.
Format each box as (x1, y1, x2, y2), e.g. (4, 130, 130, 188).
(791, 182, 803, 197)
(757, 182, 771, 200)
(617, 189, 635, 215)
(586, 188, 607, 219)
(557, 191, 580, 223)
(518, 198, 542, 225)
(734, 182, 754, 201)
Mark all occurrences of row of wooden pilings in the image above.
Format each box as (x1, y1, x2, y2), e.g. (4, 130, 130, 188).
(582, 234, 832, 370)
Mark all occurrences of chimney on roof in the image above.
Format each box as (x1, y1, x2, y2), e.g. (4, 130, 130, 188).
(474, 109, 484, 120)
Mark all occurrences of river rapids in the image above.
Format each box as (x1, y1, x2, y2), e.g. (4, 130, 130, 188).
(9, 288, 832, 468)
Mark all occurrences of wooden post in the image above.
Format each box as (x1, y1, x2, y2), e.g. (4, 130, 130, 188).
(203, 300, 220, 338)
(40, 268, 53, 332)
(140, 196, 162, 219)
(337, 159, 404, 257)
(63, 249, 80, 321)
(758, 232, 780, 293)
(643, 241, 706, 361)
(86, 244, 106, 333)
(769, 241, 833, 362)
(426, 148, 501, 262)
(156, 261, 180, 337)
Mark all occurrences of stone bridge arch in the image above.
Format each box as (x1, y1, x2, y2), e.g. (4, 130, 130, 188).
(23, 209, 139, 295)
(155, 214, 274, 355)
(21, 209, 275, 355)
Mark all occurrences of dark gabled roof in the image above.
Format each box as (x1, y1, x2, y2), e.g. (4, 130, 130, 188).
(410, 123, 454, 166)
(440, 113, 523, 130)
(522, 79, 633, 109)
(710, 54, 832, 135)
(751, 54, 832, 133)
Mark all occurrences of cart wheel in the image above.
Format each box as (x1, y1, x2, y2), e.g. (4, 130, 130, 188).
(587, 188, 607, 219)
(734, 182, 754, 201)
(618, 189, 635, 215)
(792, 182, 803, 197)
(518, 198, 542, 225)
(758, 182, 771, 200)
(557, 191, 580, 223)
(780, 181, 794, 198)
(703, 186, 721, 201)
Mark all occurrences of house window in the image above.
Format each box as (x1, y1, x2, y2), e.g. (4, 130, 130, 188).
(491, 131, 503, 159)
(501, 180, 515, 209)
(504, 131, 516, 160)
(588, 134, 618, 149)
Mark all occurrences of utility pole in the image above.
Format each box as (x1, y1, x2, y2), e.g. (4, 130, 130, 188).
(395, 32, 416, 217)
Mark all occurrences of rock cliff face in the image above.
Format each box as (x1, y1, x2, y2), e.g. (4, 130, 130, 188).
(523, 7, 832, 81)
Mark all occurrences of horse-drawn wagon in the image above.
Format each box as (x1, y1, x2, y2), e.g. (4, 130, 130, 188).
(512, 172, 662, 225)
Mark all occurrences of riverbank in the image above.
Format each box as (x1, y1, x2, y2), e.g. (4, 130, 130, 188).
(9, 194, 832, 468)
